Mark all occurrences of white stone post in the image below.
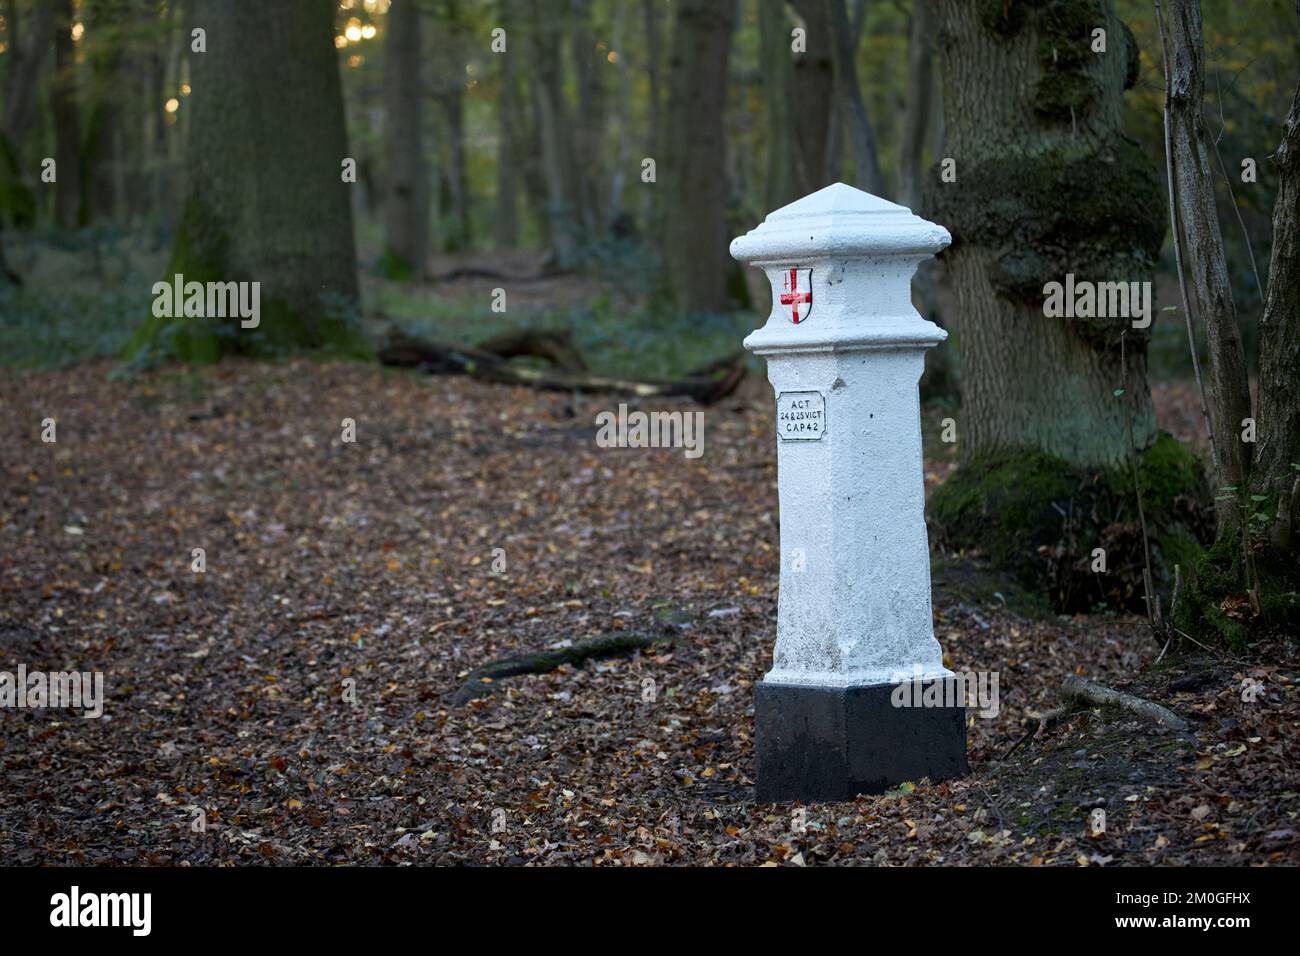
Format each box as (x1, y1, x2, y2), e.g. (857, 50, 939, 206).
(731, 182, 967, 802)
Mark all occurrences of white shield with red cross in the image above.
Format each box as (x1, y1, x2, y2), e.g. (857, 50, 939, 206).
(777, 267, 813, 324)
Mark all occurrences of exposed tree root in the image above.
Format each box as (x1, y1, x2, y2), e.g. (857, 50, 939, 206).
(1062, 675, 1189, 732)
(451, 632, 677, 705)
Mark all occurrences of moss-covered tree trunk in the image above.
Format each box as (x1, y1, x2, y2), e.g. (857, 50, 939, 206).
(126, 0, 367, 363)
(927, 0, 1208, 612)
(930, 0, 1162, 468)
(381, 0, 428, 278)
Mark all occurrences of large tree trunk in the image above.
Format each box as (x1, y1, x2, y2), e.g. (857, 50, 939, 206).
(1161, 0, 1253, 531)
(382, 0, 428, 277)
(826, 0, 884, 195)
(927, 0, 1205, 614)
(1, 0, 59, 149)
(930, 0, 1162, 468)
(658, 0, 735, 314)
(125, 0, 365, 362)
(51, 0, 80, 228)
(1254, 80, 1300, 555)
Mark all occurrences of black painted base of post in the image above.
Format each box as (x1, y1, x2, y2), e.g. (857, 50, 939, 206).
(754, 679, 969, 803)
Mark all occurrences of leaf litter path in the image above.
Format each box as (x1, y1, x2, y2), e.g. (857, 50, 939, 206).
(1, 361, 1295, 865)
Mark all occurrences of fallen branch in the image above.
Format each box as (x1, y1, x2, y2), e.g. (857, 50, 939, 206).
(450, 632, 676, 706)
(1061, 675, 1189, 732)
(374, 321, 746, 405)
(997, 704, 1076, 762)
(477, 328, 587, 372)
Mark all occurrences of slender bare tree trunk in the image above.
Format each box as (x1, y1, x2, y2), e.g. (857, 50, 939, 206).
(528, 0, 580, 268)
(494, 0, 520, 250)
(760, 0, 798, 211)
(382, 0, 428, 277)
(79, 0, 127, 224)
(640, 0, 663, 232)
(568, 0, 603, 236)
(51, 0, 80, 228)
(2, 0, 58, 148)
(659, 0, 735, 314)
(1254, 79, 1300, 553)
(790, 0, 833, 194)
(826, 0, 883, 195)
(897, 0, 933, 211)
(1160, 0, 1253, 530)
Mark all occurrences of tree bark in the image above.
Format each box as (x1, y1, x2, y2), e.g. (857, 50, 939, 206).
(759, 0, 798, 211)
(382, 0, 428, 277)
(1161, 0, 1253, 527)
(1254, 79, 1300, 553)
(1, 0, 59, 149)
(126, 0, 365, 361)
(494, 0, 520, 249)
(528, 0, 580, 268)
(926, 1, 1213, 616)
(568, 0, 603, 237)
(929, 0, 1163, 468)
(659, 0, 736, 314)
(640, 0, 664, 233)
(826, 0, 884, 195)
(897, 0, 933, 212)
(436, 0, 471, 252)
(79, 0, 128, 225)
(790, 0, 833, 194)
(51, 0, 80, 228)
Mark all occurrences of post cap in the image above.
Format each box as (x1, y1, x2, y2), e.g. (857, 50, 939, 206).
(730, 182, 951, 265)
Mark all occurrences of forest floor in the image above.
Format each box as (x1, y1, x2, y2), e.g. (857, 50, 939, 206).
(1, 360, 1295, 865)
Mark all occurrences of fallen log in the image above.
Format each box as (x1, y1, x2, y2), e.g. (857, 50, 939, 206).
(373, 320, 746, 405)
(477, 327, 587, 372)
(450, 631, 676, 705)
(1061, 675, 1189, 732)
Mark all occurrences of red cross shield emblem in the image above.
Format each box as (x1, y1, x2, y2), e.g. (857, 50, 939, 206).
(778, 267, 813, 324)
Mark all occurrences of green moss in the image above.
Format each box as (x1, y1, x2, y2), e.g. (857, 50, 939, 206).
(0, 134, 36, 227)
(1171, 521, 1300, 648)
(1033, 71, 1101, 119)
(1031, 0, 1108, 119)
(978, 0, 1033, 37)
(379, 248, 418, 282)
(124, 197, 371, 366)
(1121, 22, 1141, 90)
(929, 433, 1209, 613)
(928, 136, 1165, 321)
